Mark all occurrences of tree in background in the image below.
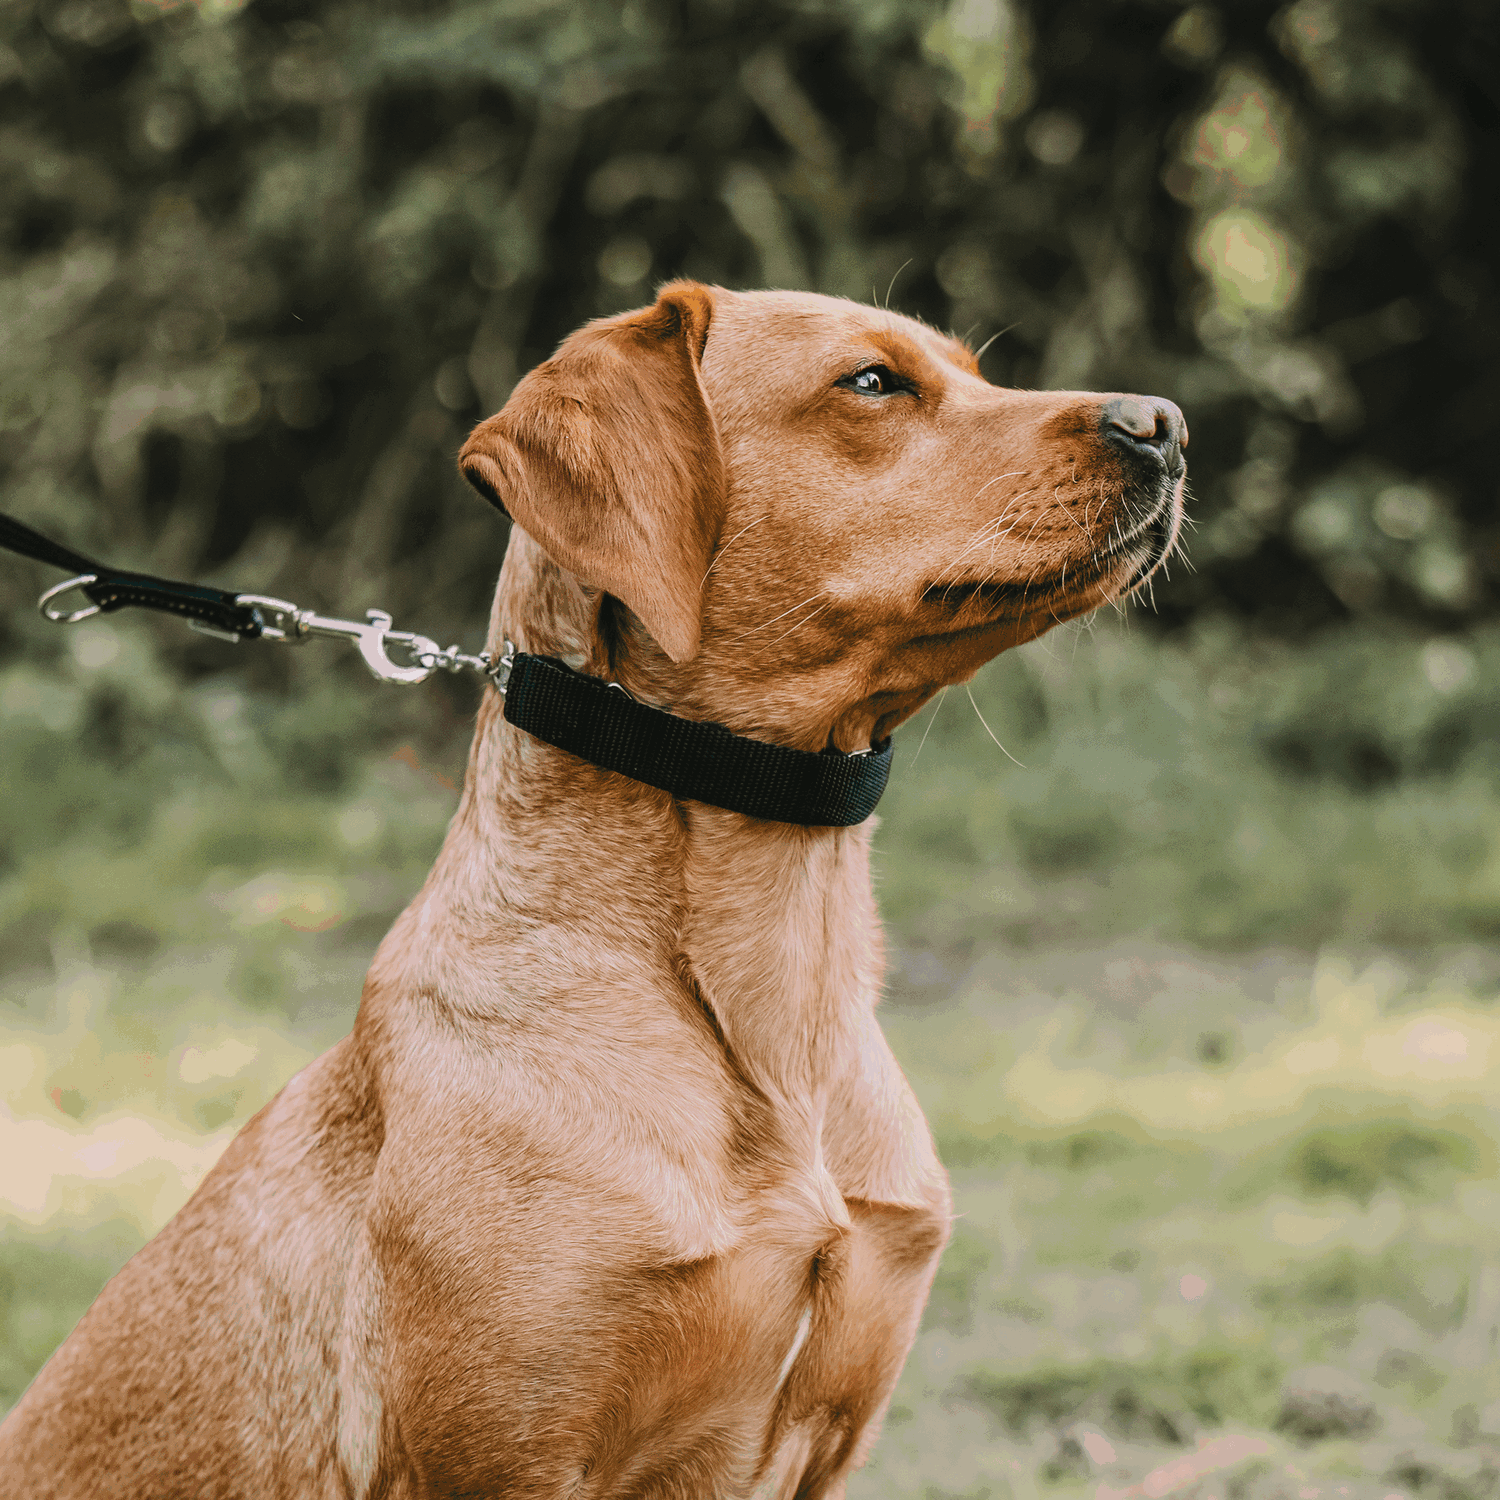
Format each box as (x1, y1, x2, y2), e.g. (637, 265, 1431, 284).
(0, 0, 1494, 670)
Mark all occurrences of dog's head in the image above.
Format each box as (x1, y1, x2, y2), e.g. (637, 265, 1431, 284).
(459, 282, 1185, 751)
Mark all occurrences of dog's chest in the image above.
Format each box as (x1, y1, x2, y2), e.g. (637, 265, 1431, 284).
(380, 1123, 942, 1498)
(551, 1175, 939, 1498)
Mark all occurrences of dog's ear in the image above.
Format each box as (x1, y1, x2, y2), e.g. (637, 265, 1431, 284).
(458, 281, 724, 663)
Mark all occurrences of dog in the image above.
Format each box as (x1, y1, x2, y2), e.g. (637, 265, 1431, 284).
(0, 282, 1185, 1498)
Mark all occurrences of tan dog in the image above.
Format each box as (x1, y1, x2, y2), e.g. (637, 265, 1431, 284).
(0, 283, 1185, 1498)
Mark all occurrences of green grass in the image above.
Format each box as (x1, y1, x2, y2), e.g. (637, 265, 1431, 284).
(2, 612, 1498, 1491)
(0, 1224, 142, 1406)
(875, 617, 1500, 956)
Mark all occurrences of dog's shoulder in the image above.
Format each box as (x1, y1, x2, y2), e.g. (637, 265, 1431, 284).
(823, 1006, 950, 1214)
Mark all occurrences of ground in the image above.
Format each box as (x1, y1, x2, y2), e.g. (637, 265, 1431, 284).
(2, 619, 1496, 1497)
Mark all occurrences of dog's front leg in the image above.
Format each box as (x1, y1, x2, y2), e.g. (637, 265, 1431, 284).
(764, 1192, 949, 1499)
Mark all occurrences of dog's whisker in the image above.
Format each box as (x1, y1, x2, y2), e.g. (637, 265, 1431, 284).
(952, 507, 1014, 561)
(936, 518, 1013, 600)
(728, 591, 826, 643)
(971, 322, 1018, 364)
(884, 258, 913, 310)
(909, 686, 949, 766)
(1072, 609, 1099, 658)
(701, 514, 769, 587)
(957, 586, 990, 623)
(982, 503, 1034, 568)
(970, 470, 1025, 503)
(754, 599, 832, 653)
(950, 481, 1029, 563)
(876, 258, 912, 310)
(939, 490, 1037, 586)
(941, 527, 1008, 592)
(1053, 485, 1091, 540)
(1082, 483, 1109, 533)
(965, 682, 1025, 768)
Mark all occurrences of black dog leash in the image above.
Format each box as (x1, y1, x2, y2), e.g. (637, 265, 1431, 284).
(1, 510, 265, 639)
(1, 512, 891, 827)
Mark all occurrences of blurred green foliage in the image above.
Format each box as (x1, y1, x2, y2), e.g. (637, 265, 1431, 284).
(0, 0, 1495, 648)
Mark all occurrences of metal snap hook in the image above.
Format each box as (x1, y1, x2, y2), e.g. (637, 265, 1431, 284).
(290, 607, 436, 684)
(38, 574, 101, 624)
(235, 593, 304, 644)
(350, 611, 440, 685)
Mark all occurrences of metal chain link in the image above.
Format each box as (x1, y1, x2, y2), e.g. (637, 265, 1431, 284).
(231, 595, 515, 691)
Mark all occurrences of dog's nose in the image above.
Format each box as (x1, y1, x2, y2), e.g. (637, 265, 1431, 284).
(1101, 396, 1188, 471)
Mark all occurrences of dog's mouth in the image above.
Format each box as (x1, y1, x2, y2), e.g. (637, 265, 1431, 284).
(1108, 487, 1183, 598)
(921, 479, 1184, 626)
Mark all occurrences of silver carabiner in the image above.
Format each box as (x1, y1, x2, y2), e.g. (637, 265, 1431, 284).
(232, 595, 436, 684)
(37, 574, 102, 625)
(298, 609, 439, 685)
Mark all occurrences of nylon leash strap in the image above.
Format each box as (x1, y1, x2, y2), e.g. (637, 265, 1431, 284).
(1, 511, 264, 638)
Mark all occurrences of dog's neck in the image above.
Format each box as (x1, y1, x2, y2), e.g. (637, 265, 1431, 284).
(394, 536, 882, 1101)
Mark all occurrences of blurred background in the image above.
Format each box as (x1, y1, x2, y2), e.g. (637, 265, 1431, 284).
(0, 0, 1497, 1490)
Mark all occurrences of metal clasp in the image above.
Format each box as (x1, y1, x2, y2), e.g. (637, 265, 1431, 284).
(235, 594, 513, 690)
(38, 574, 101, 624)
(235, 594, 440, 684)
(309, 609, 444, 685)
(487, 639, 516, 695)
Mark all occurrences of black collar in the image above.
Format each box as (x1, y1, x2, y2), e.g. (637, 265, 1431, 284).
(501, 652, 892, 828)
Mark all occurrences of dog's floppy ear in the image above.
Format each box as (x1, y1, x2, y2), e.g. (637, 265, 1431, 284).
(458, 281, 724, 663)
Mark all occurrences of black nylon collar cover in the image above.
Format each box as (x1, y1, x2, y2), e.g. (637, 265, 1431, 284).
(502, 653, 892, 828)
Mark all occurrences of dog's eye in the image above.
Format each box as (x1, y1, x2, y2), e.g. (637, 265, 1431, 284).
(840, 365, 904, 397)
